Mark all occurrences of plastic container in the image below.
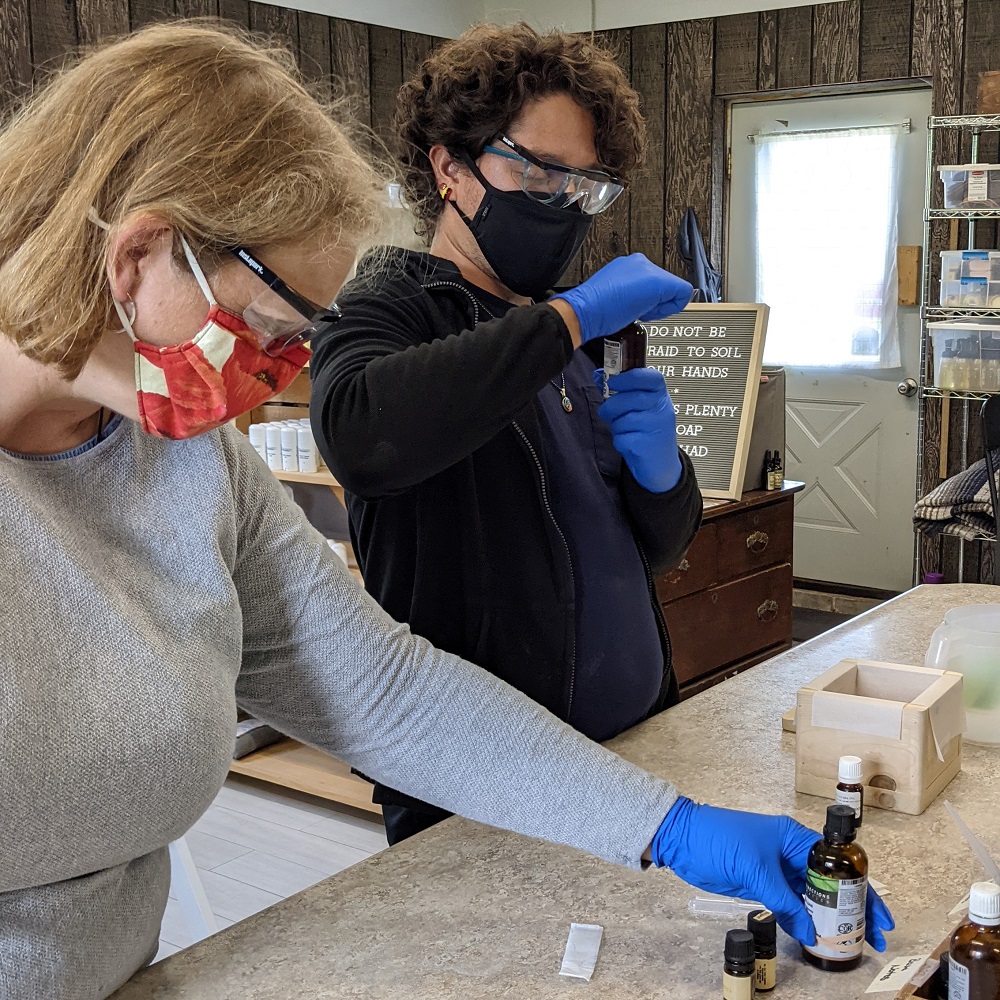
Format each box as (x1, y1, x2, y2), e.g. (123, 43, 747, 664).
(940, 276, 990, 307)
(928, 321, 1000, 391)
(925, 604, 1000, 745)
(940, 250, 992, 281)
(280, 425, 299, 472)
(248, 423, 267, 462)
(939, 164, 1000, 209)
(264, 423, 281, 470)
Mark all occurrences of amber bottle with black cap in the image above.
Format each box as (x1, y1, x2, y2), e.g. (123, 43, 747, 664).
(602, 321, 647, 398)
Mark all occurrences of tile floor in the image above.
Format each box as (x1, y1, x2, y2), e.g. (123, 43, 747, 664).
(156, 776, 387, 962)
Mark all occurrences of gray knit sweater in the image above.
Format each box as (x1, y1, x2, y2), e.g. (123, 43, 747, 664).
(0, 419, 678, 1000)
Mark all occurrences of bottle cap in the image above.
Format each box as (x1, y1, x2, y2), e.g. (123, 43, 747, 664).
(969, 882, 1000, 925)
(747, 908, 777, 947)
(838, 755, 863, 783)
(725, 929, 755, 964)
(824, 803, 857, 840)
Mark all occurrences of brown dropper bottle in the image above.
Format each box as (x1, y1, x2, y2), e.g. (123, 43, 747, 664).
(602, 322, 647, 398)
(802, 804, 868, 972)
(949, 881, 1000, 999)
(835, 755, 864, 828)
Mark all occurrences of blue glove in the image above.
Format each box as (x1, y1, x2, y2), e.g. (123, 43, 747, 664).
(552, 253, 693, 344)
(651, 797, 895, 950)
(593, 368, 682, 493)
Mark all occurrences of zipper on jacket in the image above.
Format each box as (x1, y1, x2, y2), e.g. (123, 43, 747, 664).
(423, 280, 482, 326)
(511, 420, 578, 717)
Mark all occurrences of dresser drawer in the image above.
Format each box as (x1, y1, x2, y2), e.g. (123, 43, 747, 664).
(654, 522, 719, 602)
(663, 563, 793, 687)
(714, 497, 793, 583)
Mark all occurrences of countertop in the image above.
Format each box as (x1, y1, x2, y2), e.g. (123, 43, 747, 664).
(112, 584, 1000, 1000)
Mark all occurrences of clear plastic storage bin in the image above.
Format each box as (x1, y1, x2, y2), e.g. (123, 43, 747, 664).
(938, 164, 1000, 209)
(928, 320, 1000, 391)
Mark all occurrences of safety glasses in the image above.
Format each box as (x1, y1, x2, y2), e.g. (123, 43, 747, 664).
(229, 247, 342, 357)
(481, 135, 625, 215)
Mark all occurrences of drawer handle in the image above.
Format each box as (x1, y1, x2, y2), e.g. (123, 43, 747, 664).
(757, 599, 779, 623)
(746, 531, 770, 553)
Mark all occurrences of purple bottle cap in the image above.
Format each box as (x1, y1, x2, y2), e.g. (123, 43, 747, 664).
(923, 572, 945, 584)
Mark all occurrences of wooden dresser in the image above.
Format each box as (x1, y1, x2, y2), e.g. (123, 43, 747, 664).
(657, 482, 804, 699)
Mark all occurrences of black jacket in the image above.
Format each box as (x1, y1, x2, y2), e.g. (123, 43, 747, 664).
(310, 247, 703, 745)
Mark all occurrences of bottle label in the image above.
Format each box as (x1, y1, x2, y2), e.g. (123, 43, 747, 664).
(803, 871, 866, 961)
(604, 339, 624, 376)
(836, 788, 863, 820)
(755, 956, 776, 990)
(723, 972, 754, 1000)
(948, 955, 970, 1000)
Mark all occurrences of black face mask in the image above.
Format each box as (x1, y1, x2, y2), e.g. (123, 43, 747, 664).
(451, 151, 592, 300)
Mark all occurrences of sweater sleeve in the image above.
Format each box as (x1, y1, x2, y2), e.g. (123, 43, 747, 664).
(223, 430, 677, 868)
(621, 451, 704, 575)
(309, 271, 574, 500)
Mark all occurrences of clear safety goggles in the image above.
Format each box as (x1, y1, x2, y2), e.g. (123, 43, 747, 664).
(228, 247, 342, 357)
(481, 135, 626, 216)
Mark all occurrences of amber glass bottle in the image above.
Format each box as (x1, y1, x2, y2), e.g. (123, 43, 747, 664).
(723, 929, 756, 1000)
(949, 882, 1000, 999)
(602, 321, 647, 398)
(802, 804, 868, 972)
(835, 755, 864, 828)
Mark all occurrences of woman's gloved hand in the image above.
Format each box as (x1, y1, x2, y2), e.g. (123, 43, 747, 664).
(593, 368, 682, 493)
(552, 253, 693, 345)
(651, 797, 895, 950)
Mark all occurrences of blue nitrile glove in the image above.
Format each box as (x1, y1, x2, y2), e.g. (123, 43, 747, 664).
(593, 367, 682, 493)
(650, 797, 895, 950)
(552, 253, 693, 345)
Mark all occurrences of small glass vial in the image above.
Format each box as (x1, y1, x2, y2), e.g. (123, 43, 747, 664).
(603, 321, 647, 398)
(802, 804, 868, 972)
(835, 755, 864, 828)
(769, 451, 783, 491)
(747, 909, 777, 992)
(948, 881, 1000, 999)
(723, 928, 756, 999)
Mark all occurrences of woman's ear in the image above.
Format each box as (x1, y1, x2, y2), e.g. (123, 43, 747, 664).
(428, 145, 467, 202)
(106, 215, 175, 304)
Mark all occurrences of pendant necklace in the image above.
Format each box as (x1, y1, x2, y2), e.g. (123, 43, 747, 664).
(551, 375, 573, 413)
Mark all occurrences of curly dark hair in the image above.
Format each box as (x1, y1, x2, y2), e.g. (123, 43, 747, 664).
(394, 22, 647, 242)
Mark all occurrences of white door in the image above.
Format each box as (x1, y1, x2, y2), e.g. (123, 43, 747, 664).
(727, 89, 930, 593)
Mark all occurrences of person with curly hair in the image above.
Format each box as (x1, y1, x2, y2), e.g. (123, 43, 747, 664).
(310, 23, 705, 845)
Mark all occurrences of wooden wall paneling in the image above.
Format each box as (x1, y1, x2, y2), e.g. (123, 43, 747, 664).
(129, 0, 173, 31)
(630, 22, 667, 269)
(931, 0, 964, 120)
(0, 0, 32, 111)
(330, 19, 371, 130)
(368, 24, 402, 151)
(401, 31, 435, 84)
(709, 96, 728, 279)
(175, 0, 219, 17)
(961, 0, 1000, 246)
(812, 0, 861, 86)
(714, 12, 759, 96)
(910, 0, 934, 76)
(77, 0, 128, 46)
(758, 10, 778, 91)
(665, 18, 714, 277)
(582, 28, 632, 276)
(217, 0, 249, 28)
(29, 0, 78, 73)
(297, 10, 332, 102)
(776, 5, 812, 89)
(249, 2, 298, 54)
(859, 0, 912, 82)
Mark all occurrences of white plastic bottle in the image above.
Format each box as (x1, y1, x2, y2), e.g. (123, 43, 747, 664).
(280, 425, 298, 472)
(264, 423, 281, 470)
(297, 426, 318, 473)
(248, 423, 267, 463)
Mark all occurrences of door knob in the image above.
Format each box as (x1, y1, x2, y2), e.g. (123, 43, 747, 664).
(897, 378, 918, 397)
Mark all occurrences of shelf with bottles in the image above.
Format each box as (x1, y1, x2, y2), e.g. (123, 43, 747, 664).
(272, 468, 341, 487)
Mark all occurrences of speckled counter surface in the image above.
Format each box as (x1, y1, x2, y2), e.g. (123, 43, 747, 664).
(112, 584, 1000, 1000)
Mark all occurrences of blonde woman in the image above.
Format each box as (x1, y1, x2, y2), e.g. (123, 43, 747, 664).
(0, 22, 891, 1000)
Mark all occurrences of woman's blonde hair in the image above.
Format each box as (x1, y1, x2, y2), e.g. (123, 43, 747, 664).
(0, 20, 386, 378)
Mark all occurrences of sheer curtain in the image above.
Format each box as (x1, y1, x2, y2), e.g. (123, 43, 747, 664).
(754, 125, 902, 368)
